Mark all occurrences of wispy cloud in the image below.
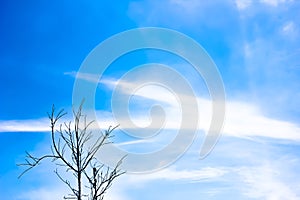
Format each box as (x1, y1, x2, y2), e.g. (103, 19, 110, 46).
(0, 118, 49, 132)
(127, 166, 227, 183)
(65, 71, 98, 83)
(117, 139, 153, 147)
(17, 187, 69, 200)
(100, 78, 300, 141)
(224, 100, 300, 141)
(64, 71, 116, 86)
(237, 164, 299, 199)
(20, 73, 297, 143)
(281, 21, 299, 39)
(235, 0, 252, 10)
(127, 0, 221, 27)
(260, 0, 293, 7)
(242, 37, 300, 119)
(168, 0, 204, 13)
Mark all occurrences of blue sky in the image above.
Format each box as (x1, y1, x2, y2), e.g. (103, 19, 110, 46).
(1, 0, 300, 199)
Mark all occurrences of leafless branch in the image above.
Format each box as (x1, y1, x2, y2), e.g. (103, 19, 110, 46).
(18, 102, 125, 200)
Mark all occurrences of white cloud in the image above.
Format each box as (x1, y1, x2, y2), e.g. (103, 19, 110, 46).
(127, 166, 227, 183)
(0, 118, 49, 132)
(18, 185, 129, 200)
(17, 187, 69, 200)
(117, 139, 153, 147)
(65, 71, 99, 83)
(4, 77, 300, 142)
(19, 167, 225, 200)
(260, 0, 292, 6)
(235, 0, 252, 10)
(102, 78, 300, 141)
(282, 21, 295, 33)
(242, 37, 300, 124)
(169, 0, 203, 13)
(281, 21, 298, 38)
(65, 71, 114, 86)
(117, 167, 228, 186)
(224, 100, 300, 141)
(237, 165, 299, 199)
(127, 0, 213, 27)
(105, 192, 129, 200)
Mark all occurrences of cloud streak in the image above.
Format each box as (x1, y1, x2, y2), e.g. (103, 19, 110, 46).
(237, 164, 299, 199)
(5, 75, 300, 143)
(0, 118, 50, 132)
(126, 167, 227, 183)
(102, 78, 300, 142)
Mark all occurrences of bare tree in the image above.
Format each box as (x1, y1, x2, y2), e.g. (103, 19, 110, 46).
(18, 103, 125, 200)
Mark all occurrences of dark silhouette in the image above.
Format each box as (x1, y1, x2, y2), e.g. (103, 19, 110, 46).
(18, 103, 125, 200)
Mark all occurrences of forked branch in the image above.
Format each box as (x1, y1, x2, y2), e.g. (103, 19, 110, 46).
(18, 103, 125, 200)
